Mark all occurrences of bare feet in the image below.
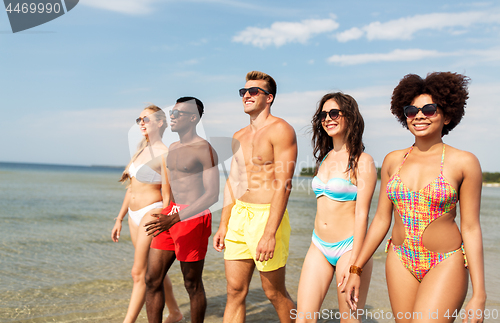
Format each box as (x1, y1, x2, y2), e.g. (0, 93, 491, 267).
(163, 311, 183, 323)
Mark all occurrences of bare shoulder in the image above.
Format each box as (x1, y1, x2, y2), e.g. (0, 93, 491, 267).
(270, 116, 295, 132)
(201, 139, 218, 157)
(233, 126, 249, 141)
(268, 116, 296, 142)
(191, 138, 214, 152)
(445, 144, 481, 171)
(359, 152, 375, 164)
(193, 139, 219, 165)
(382, 148, 410, 175)
(355, 153, 376, 182)
(383, 148, 409, 164)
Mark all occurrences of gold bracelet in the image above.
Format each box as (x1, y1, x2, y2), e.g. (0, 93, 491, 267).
(114, 217, 123, 222)
(349, 265, 363, 276)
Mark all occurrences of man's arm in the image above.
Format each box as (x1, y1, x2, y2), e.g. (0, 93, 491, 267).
(161, 153, 172, 207)
(213, 144, 242, 251)
(255, 121, 297, 262)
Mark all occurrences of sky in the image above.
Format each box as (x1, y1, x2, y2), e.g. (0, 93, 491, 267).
(1, 0, 499, 172)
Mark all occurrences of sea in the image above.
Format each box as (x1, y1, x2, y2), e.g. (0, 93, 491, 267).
(0, 162, 499, 322)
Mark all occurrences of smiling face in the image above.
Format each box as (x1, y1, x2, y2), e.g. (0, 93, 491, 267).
(321, 99, 346, 138)
(138, 108, 162, 137)
(407, 94, 450, 138)
(241, 79, 273, 115)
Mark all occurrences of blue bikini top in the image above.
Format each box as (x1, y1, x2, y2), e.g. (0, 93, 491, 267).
(311, 152, 357, 202)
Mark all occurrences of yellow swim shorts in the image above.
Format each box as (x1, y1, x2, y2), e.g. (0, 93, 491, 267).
(224, 199, 291, 272)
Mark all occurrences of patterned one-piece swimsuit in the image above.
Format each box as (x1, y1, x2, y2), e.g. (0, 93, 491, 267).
(385, 144, 467, 282)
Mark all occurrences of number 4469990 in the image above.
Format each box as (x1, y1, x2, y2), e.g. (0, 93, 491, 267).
(444, 308, 498, 320)
(5, 2, 61, 14)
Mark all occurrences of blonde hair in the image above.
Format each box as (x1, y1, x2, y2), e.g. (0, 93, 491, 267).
(119, 105, 167, 184)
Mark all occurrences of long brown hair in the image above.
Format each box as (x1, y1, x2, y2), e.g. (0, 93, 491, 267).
(119, 105, 167, 183)
(311, 92, 365, 183)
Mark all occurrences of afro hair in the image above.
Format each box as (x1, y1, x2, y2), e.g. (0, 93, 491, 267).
(390, 72, 470, 136)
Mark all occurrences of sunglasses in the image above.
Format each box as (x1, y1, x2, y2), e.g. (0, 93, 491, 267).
(169, 109, 196, 119)
(318, 109, 342, 121)
(136, 116, 151, 125)
(239, 87, 270, 97)
(404, 103, 438, 119)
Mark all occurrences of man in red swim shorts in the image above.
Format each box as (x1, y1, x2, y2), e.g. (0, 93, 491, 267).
(144, 97, 219, 323)
(149, 201, 212, 262)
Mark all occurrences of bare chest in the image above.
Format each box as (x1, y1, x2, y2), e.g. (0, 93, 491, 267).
(167, 147, 202, 177)
(236, 130, 274, 169)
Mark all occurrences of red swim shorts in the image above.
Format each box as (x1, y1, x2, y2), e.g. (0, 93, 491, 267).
(150, 201, 212, 262)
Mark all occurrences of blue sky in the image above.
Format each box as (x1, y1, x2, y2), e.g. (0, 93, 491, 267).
(1, 0, 499, 171)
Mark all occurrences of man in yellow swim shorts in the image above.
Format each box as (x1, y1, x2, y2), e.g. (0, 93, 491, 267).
(213, 71, 297, 323)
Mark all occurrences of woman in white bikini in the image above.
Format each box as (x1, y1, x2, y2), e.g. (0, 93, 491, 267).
(111, 105, 183, 323)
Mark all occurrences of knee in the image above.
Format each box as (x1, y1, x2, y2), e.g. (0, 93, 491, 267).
(226, 282, 249, 300)
(263, 288, 280, 302)
(130, 266, 145, 284)
(145, 270, 162, 290)
(262, 283, 286, 303)
(183, 277, 203, 296)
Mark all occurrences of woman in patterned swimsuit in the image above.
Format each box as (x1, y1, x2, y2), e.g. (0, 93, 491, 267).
(344, 72, 486, 322)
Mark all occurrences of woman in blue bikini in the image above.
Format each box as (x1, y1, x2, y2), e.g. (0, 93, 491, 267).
(297, 92, 376, 322)
(111, 105, 182, 323)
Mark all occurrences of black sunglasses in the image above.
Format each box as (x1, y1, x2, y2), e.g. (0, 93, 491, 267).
(318, 109, 341, 121)
(136, 116, 151, 125)
(404, 103, 438, 119)
(239, 87, 270, 97)
(169, 109, 196, 119)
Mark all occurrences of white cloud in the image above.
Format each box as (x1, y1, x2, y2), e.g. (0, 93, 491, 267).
(179, 58, 202, 66)
(81, 0, 285, 15)
(327, 48, 453, 66)
(336, 27, 364, 42)
(186, 0, 268, 11)
(468, 47, 500, 62)
(81, 0, 161, 15)
(336, 10, 500, 42)
(233, 18, 339, 48)
(327, 47, 500, 66)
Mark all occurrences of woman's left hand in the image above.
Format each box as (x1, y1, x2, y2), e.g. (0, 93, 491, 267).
(462, 296, 486, 323)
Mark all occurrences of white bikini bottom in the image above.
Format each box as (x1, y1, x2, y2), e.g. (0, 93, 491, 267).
(128, 201, 163, 226)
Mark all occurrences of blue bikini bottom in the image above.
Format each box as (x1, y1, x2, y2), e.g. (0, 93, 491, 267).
(312, 230, 353, 266)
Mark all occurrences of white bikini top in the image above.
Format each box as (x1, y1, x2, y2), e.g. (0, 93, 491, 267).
(129, 162, 162, 184)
